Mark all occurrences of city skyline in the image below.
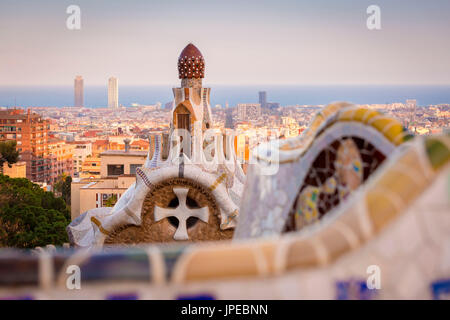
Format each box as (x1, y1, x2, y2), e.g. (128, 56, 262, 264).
(1, 0, 450, 86)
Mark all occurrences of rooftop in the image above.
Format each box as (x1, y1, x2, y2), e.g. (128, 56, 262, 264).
(100, 150, 147, 157)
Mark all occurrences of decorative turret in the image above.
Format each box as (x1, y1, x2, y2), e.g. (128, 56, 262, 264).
(177, 43, 205, 88)
(172, 43, 213, 157)
(178, 43, 205, 79)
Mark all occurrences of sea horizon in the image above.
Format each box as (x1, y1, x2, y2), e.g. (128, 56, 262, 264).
(1, 84, 450, 108)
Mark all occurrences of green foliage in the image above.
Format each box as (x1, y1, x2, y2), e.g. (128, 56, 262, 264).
(53, 173, 65, 195)
(62, 176, 72, 206)
(53, 174, 72, 205)
(0, 174, 71, 248)
(0, 141, 19, 169)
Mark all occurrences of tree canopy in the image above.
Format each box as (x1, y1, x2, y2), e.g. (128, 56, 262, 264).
(0, 141, 19, 170)
(53, 174, 72, 205)
(0, 174, 70, 248)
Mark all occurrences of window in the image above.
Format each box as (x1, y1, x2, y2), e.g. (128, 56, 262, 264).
(129, 164, 141, 175)
(177, 113, 190, 131)
(2, 126, 16, 132)
(107, 164, 124, 176)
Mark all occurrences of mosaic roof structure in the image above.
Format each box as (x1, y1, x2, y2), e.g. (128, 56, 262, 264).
(66, 44, 244, 248)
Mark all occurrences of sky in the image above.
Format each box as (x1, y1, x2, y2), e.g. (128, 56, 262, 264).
(0, 0, 450, 86)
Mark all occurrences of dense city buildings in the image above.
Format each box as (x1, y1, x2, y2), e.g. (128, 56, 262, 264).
(0, 96, 448, 192)
(237, 103, 261, 121)
(47, 138, 74, 184)
(266, 102, 281, 110)
(0, 109, 75, 186)
(74, 76, 84, 108)
(68, 141, 92, 175)
(108, 77, 119, 109)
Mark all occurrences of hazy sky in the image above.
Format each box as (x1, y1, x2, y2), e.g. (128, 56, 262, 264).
(1, 0, 450, 86)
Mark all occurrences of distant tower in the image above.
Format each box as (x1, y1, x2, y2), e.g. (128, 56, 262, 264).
(108, 77, 119, 109)
(225, 108, 234, 129)
(74, 76, 84, 107)
(259, 91, 267, 108)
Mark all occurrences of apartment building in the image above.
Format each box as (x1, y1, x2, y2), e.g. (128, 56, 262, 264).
(47, 138, 74, 184)
(80, 157, 101, 179)
(71, 142, 147, 219)
(67, 141, 92, 175)
(0, 109, 51, 183)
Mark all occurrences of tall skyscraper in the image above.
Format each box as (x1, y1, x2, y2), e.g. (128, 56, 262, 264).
(74, 76, 84, 107)
(258, 91, 267, 108)
(108, 77, 119, 109)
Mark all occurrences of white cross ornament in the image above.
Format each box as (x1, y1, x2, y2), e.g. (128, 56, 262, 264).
(154, 187, 209, 240)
